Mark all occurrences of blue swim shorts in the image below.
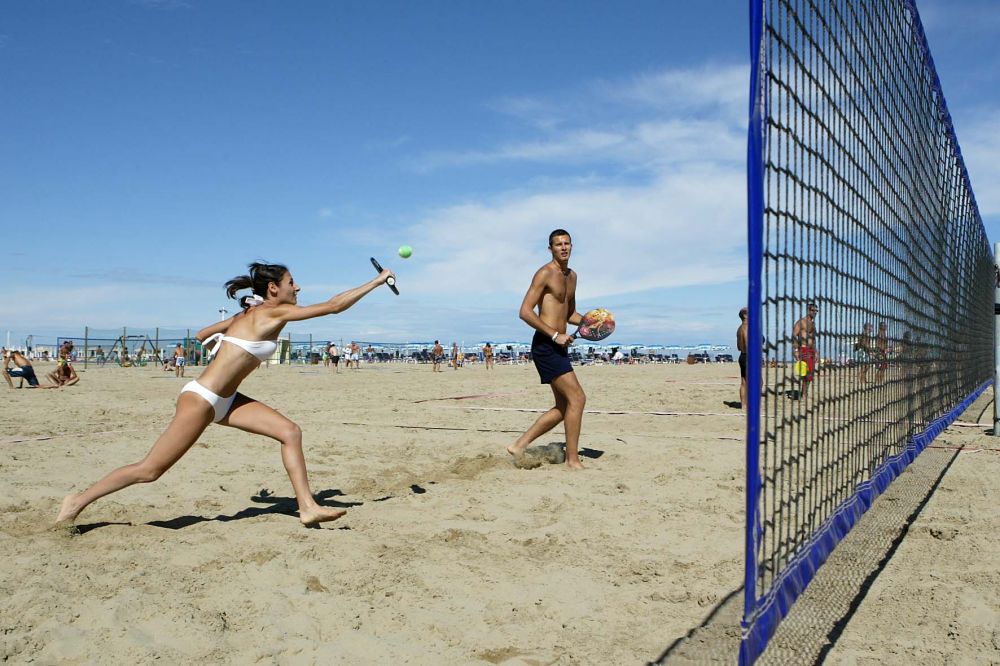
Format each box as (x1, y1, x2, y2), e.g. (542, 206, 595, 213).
(531, 331, 573, 384)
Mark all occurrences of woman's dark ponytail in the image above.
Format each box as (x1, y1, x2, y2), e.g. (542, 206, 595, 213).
(224, 262, 289, 303)
(225, 275, 253, 299)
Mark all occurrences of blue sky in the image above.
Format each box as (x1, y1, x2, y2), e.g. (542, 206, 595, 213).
(2, 0, 998, 347)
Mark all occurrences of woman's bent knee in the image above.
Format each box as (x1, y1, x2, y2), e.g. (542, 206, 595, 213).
(280, 423, 303, 445)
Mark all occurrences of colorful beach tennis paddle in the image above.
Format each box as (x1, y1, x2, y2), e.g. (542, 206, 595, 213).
(370, 257, 399, 295)
(569, 308, 615, 342)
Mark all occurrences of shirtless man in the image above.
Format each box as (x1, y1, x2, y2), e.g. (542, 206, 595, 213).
(791, 302, 818, 400)
(483, 342, 494, 370)
(3, 348, 41, 388)
(737, 307, 749, 408)
(174, 343, 186, 378)
(328, 342, 340, 373)
(507, 229, 586, 470)
(451, 342, 459, 370)
(432, 340, 444, 372)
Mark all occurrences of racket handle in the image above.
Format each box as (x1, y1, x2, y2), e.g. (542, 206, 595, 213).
(371, 257, 399, 295)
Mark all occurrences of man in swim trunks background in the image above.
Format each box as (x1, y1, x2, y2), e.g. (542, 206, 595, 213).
(432, 341, 444, 372)
(174, 343, 186, 378)
(328, 342, 339, 372)
(483, 342, 494, 370)
(507, 228, 587, 470)
(3, 348, 41, 388)
(791, 302, 818, 400)
(737, 307, 748, 409)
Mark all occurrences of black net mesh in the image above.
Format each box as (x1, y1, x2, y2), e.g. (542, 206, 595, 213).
(746, 0, 993, 655)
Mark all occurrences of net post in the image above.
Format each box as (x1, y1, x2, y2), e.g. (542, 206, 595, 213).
(994, 243, 999, 437)
(83, 326, 89, 370)
(741, 0, 766, 660)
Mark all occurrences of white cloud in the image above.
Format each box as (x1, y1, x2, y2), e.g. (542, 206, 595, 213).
(409, 62, 746, 174)
(1, 284, 214, 330)
(412, 119, 743, 172)
(599, 64, 747, 121)
(394, 62, 749, 308)
(400, 162, 745, 300)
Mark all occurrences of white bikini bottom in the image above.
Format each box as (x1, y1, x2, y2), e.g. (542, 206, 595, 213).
(180, 380, 238, 423)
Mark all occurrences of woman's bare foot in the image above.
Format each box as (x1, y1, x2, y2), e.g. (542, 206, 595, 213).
(299, 506, 347, 526)
(56, 494, 83, 523)
(565, 459, 585, 470)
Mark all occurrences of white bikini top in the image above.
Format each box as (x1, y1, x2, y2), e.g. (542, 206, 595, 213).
(203, 333, 277, 362)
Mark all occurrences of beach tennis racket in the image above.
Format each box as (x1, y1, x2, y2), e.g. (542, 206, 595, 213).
(370, 257, 399, 295)
(793, 360, 809, 377)
(569, 308, 615, 342)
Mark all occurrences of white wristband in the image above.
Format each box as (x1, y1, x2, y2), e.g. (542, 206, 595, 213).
(551, 331, 559, 341)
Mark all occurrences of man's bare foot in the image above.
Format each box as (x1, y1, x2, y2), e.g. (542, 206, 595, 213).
(299, 506, 347, 526)
(565, 459, 585, 470)
(506, 443, 528, 458)
(56, 494, 83, 523)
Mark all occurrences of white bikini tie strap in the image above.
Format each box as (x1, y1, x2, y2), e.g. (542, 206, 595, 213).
(202, 332, 225, 359)
(245, 294, 264, 307)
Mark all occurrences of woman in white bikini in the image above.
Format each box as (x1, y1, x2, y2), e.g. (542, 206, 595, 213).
(56, 261, 395, 526)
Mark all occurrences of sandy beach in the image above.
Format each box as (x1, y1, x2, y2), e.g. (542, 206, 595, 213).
(1, 360, 997, 664)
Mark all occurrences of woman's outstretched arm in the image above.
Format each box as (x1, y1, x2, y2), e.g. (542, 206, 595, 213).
(274, 270, 393, 323)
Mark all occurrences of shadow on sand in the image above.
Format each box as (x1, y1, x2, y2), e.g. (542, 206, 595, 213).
(73, 488, 360, 534)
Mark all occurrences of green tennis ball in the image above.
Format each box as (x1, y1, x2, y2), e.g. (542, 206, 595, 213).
(398, 245, 413, 259)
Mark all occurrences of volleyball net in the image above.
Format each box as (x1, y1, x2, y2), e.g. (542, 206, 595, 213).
(743, 0, 993, 662)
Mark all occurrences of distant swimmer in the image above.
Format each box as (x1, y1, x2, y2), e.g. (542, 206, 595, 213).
(56, 260, 396, 527)
(507, 229, 587, 470)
